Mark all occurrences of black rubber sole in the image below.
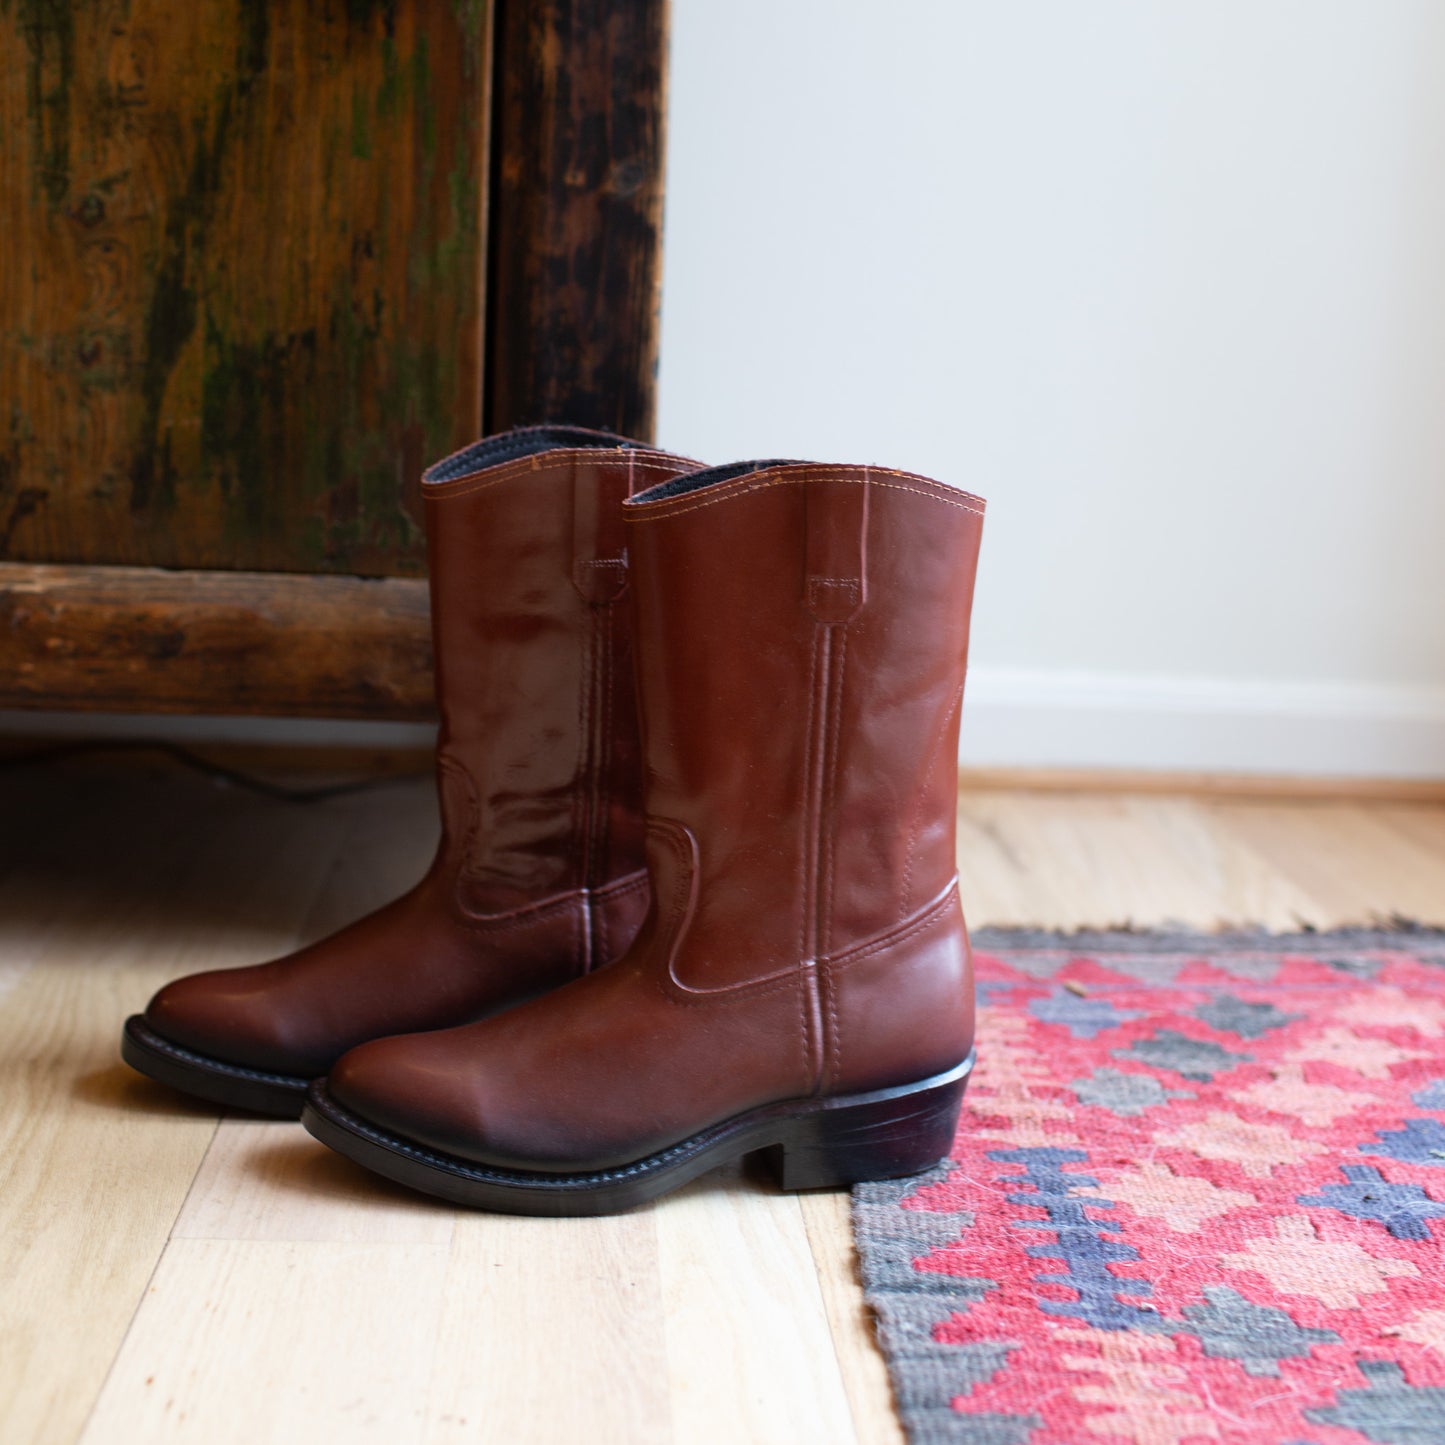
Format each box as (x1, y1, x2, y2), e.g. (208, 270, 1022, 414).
(121, 1015, 310, 1117)
(300, 1052, 974, 1216)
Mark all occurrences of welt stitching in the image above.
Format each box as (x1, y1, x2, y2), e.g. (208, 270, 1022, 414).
(136, 1028, 308, 1088)
(325, 1106, 687, 1183)
(320, 1092, 752, 1187)
(627, 472, 985, 522)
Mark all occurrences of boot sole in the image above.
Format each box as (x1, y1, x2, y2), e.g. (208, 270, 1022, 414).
(121, 1015, 310, 1117)
(300, 1052, 973, 1216)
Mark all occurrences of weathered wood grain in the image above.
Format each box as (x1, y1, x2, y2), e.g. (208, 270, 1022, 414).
(486, 0, 668, 440)
(0, 0, 489, 576)
(0, 768, 351, 1444)
(0, 561, 434, 717)
(3, 771, 1444, 1440)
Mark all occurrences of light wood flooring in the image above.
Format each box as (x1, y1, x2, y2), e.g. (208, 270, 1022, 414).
(2, 763, 1443, 1444)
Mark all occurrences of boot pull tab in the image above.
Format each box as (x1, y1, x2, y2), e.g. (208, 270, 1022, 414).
(572, 456, 629, 604)
(805, 469, 869, 623)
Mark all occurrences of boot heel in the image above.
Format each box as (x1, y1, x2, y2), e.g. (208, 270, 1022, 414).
(760, 1060, 971, 1192)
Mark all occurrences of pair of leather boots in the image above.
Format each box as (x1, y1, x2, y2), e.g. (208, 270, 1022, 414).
(121, 426, 986, 1215)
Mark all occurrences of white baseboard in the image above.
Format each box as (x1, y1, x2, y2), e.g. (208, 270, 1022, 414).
(6, 670, 1445, 783)
(961, 668, 1445, 780)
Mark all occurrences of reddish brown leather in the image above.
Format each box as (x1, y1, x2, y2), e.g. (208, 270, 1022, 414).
(143, 429, 696, 1077)
(329, 461, 986, 1167)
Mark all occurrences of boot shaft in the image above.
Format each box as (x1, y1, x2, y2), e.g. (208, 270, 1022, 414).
(304, 456, 989, 1198)
(421, 427, 699, 914)
(624, 462, 984, 987)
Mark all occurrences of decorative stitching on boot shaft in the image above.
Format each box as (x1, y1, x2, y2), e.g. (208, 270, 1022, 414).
(425, 454, 695, 502)
(625, 466, 986, 522)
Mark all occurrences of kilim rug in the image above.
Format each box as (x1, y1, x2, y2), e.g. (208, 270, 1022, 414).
(854, 927, 1445, 1445)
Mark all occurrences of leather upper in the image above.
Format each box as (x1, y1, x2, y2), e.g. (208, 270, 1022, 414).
(328, 461, 986, 1166)
(144, 427, 697, 1076)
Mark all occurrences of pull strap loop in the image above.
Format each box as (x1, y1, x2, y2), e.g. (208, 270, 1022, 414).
(805, 469, 869, 623)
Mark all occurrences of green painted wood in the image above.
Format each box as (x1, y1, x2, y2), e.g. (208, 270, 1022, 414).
(0, 0, 489, 577)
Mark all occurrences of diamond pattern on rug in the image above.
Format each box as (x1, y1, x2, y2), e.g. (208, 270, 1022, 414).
(853, 928, 1445, 1445)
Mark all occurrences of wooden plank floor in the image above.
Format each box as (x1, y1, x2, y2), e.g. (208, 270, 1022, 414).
(2, 763, 1443, 1444)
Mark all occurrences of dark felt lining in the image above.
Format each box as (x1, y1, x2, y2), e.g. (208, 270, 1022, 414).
(423, 425, 641, 484)
(635, 458, 798, 503)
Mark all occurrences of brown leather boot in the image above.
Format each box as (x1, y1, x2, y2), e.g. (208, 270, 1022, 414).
(121, 427, 700, 1115)
(303, 459, 986, 1212)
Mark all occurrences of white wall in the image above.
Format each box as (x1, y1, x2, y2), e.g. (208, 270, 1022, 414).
(657, 1, 1445, 777)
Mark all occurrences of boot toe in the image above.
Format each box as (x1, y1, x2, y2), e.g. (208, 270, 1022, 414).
(323, 1016, 675, 1175)
(327, 1034, 486, 1159)
(145, 966, 298, 1075)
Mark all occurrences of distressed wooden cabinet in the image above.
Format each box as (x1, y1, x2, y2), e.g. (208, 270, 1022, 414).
(0, 0, 666, 718)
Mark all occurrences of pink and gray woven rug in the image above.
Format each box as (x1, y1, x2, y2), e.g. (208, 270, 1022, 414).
(853, 927, 1445, 1445)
